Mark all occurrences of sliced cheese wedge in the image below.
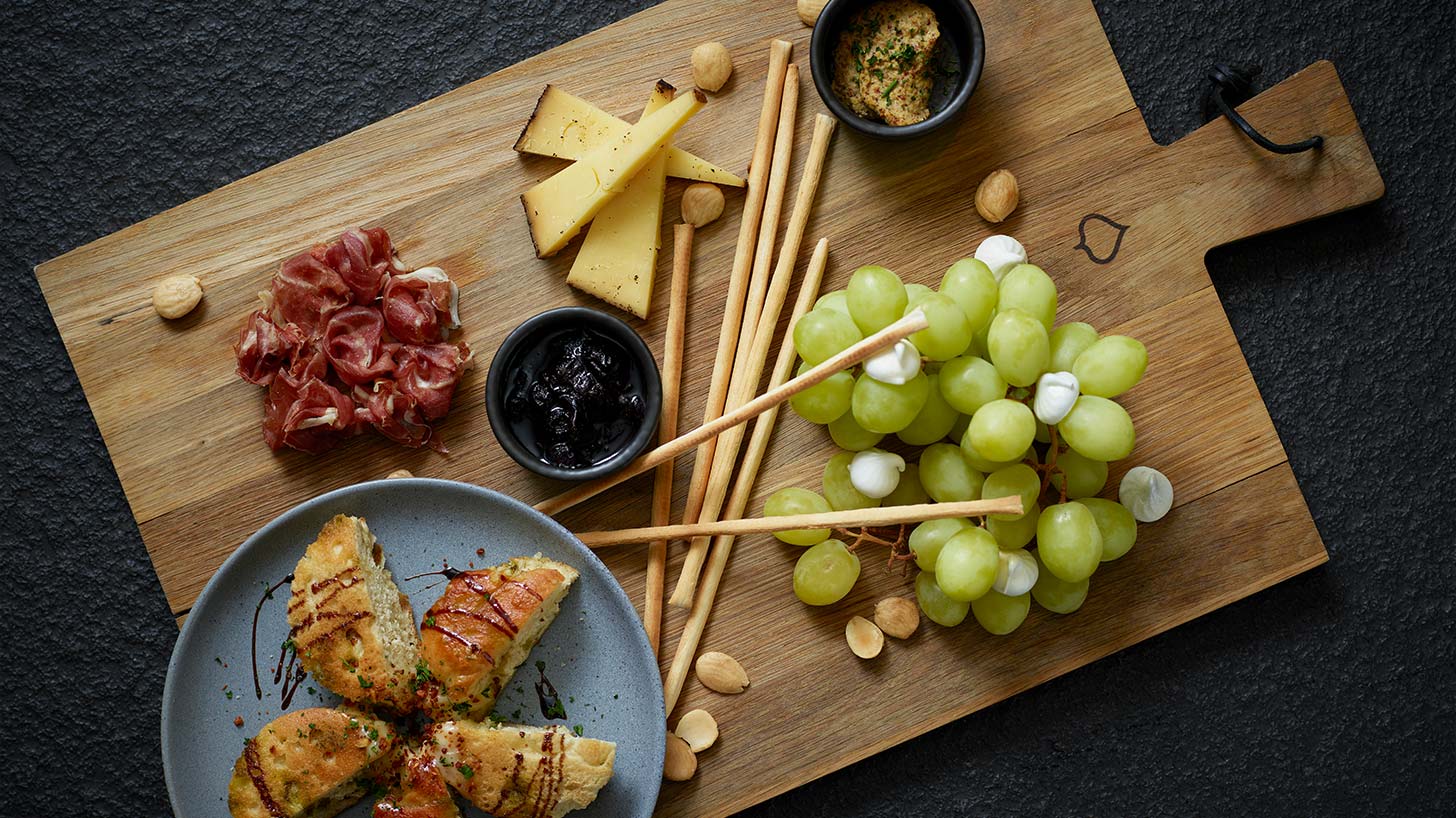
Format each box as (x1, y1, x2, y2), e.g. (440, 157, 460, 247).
(566, 82, 673, 318)
(521, 89, 704, 258)
(515, 85, 744, 188)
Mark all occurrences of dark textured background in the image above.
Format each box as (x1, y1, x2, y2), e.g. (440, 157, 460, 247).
(2, 0, 1452, 814)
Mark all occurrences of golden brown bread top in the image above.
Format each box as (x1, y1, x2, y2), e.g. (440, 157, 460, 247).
(419, 556, 577, 720)
(229, 707, 397, 818)
(372, 749, 462, 818)
(427, 721, 615, 818)
(288, 515, 420, 713)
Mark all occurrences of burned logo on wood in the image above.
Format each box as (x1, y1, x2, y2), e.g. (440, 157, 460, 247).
(1074, 213, 1128, 264)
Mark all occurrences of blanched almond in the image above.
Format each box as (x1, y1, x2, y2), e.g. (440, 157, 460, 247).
(845, 615, 884, 659)
(664, 733, 697, 781)
(873, 596, 920, 639)
(674, 708, 718, 753)
(695, 651, 749, 694)
(386, 469, 414, 479)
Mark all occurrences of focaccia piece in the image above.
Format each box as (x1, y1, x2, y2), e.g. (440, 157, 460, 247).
(419, 555, 577, 720)
(288, 514, 421, 713)
(428, 721, 615, 818)
(229, 707, 397, 818)
(373, 748, 462, 818)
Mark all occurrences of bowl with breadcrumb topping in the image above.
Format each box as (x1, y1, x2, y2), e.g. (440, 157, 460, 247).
(809, 0, 984, 140)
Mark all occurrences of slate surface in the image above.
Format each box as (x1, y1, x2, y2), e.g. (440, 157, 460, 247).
(1, 0, 1452, 814)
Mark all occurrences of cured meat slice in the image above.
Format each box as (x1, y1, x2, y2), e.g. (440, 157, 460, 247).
(381, 268, 460, 346)
(234, 310, 304, 386)
(354, 379, 433, 449)
(263, 373, 356, 454)
(325, 306, 396, 386)
(395, 342, 472, 422)
(271, 250, 352, 335)
(326, 226, 406, 304)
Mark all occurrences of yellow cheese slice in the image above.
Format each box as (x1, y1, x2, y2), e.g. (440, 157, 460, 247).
(566, 83, 673, 318)
(521, 89, 704, 258)
(515, 85, 744, 188)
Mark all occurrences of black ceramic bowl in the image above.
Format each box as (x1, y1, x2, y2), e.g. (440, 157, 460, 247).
(485, 307, 661, 482)
(809, 0, 985, 140)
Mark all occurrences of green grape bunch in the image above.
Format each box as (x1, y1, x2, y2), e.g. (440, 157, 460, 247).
(767, 235, 1175, 636)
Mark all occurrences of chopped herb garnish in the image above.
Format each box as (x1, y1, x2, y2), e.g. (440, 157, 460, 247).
(572, 725, 584, 737)
(457, 763, 475, 779)
(357, 675, 374, 689)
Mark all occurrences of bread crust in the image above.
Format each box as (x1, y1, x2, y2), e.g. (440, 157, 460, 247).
(419, 556, 578, 720)
(229, 707, 397, 818)
(288, 515, 420, 713)
(373, 748, 462, 818)
(428, 721, 615, 818)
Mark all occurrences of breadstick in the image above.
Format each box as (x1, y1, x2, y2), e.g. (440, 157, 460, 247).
(669, 113, 837, 607)
(645, 224, 693, 654)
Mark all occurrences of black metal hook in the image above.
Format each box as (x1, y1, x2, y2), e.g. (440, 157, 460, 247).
(1204, 63, 1324, 155)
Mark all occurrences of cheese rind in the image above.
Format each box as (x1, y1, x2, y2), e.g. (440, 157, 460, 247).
(566, 83, 673, 318)
(521, 90, 704, 258)
(515, 85, 744, 188)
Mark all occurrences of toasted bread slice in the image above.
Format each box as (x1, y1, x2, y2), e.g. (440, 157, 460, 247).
(418, 555, 577, 720)
(288, 515, 420, 713)
(427, 721, 615, 818)
(229, 707, 398, 818)
(373, 748, 462, 818)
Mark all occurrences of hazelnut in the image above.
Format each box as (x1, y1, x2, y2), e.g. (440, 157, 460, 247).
(386, 469, 414, 479)
(152, 274, 203, 319)
(845, 615, 884, 659)
(691, 42, 734, 92)
(797, 0, 829, 26)
(695, 651, 749, 694)
(975, 169, 1019, 223)
(873, 597, 920, 639)
(681, 183, 725, 227)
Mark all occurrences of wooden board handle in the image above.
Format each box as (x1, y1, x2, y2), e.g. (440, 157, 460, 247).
(1159, 60, 1384, 251)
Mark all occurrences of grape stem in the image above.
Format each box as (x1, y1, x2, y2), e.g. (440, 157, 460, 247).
(1030, 424, 1070, 505)
(833, 524, 916, 571)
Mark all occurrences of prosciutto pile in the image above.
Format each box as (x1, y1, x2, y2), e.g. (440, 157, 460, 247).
(234, 227, 471, 454)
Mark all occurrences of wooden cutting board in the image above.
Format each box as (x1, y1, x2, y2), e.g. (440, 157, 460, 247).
(34, 0, 1380, 814)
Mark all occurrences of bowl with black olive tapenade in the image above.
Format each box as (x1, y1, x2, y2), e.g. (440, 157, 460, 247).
(809, 0, 984, 140)
(486, 307, 661, 481)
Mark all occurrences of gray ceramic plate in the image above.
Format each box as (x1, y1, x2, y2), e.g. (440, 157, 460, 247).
(162, 478, 664, 817)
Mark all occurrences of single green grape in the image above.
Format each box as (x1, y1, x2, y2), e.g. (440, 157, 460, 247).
(960, 432, 1025, 474)
(915, 570, 970, 626)
(1031, 551, 1089, 613)
(827, 412, 884, 451)
(793, 308, 862, 366)
(851, 371, 930, 434)
(787, 361, 853, 424)
(919, 442, 985, 503)
(814, 289, 850, 316)
(764, 487, 832, 545)
(1049, 322, 1100, 373)
(935, 526, 1000, 601)
(1037, 502, 1103, 582)
(793, 540, 861, 605)
(883, 463, 930, 506)
(896, 373, 961, 445)
(909, 517, 971, 571)
(904, 282, 934, 308)
(1077, 497, 1137, 561)
(982, 463, 1041, 522)
(1072, 335, 1148, 398)
(1049, 448, 1108, 499)
(823, 450, 879, 511)
(1059, 395, 1136, 461)
(907, 292, 972, 360)
(847, 265, 908, 335)
(971, 590, 1032, 635)
(938, 355, 1007, 415)
(996, 263, 1057, 331)
(967, 399, 1036, 463)
(986, 308, 1050, 387)
(987, 502, 1041, 549)
(939, 258, 998, 334)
